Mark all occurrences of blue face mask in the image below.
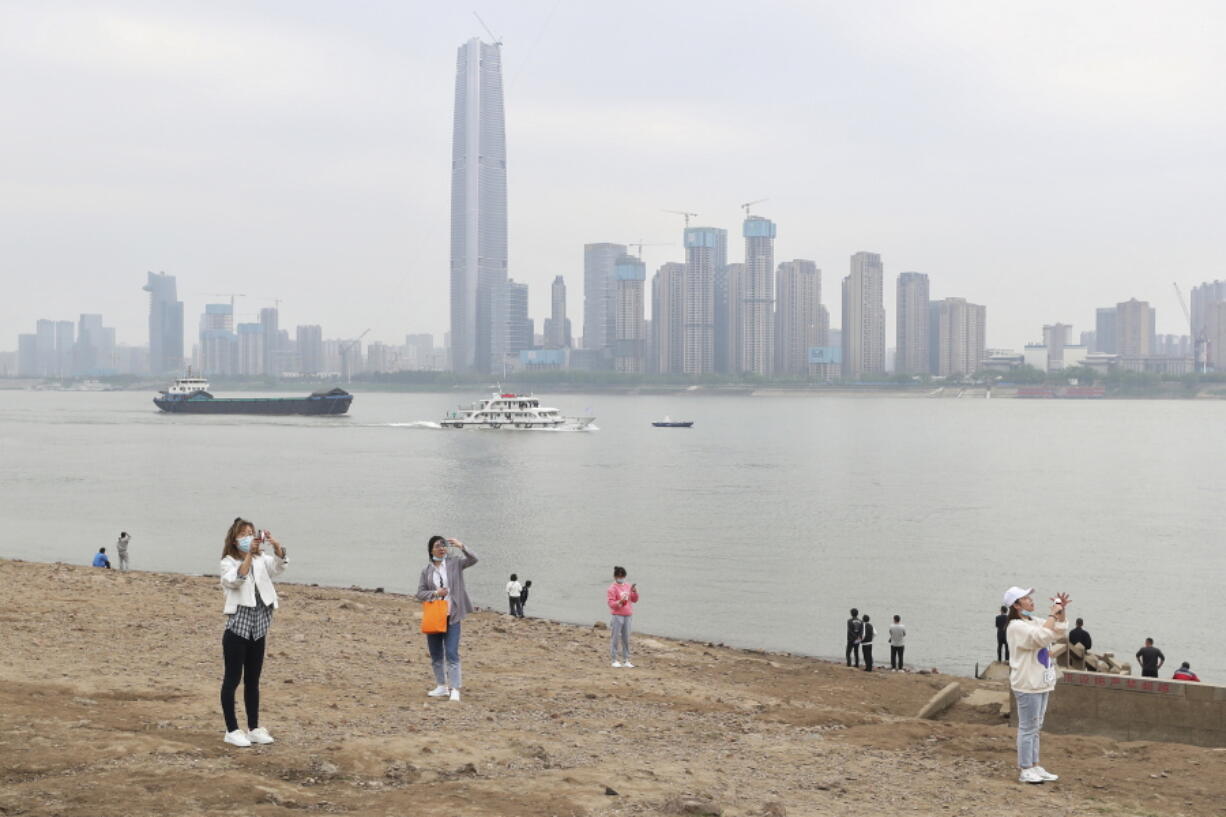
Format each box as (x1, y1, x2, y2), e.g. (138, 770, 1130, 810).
(237, 536, 253, 553)
(432, 553, 444, 563)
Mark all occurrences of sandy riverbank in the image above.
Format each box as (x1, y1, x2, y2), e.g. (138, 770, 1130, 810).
(2, 559, 1223, 817)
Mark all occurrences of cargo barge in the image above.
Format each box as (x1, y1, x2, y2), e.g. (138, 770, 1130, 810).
(153, 376, 353, 415)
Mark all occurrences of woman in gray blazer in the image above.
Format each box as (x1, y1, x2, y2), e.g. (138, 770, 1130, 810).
(416, 536, 478, 701)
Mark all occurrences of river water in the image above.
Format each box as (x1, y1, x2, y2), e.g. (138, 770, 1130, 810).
(1, 389, 1221, 679)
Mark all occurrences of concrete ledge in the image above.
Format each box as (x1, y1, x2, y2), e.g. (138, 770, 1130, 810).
(1041, 670, 1226, 748)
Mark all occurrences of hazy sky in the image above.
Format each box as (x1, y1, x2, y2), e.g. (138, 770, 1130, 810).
(3, 1, 1224, 351)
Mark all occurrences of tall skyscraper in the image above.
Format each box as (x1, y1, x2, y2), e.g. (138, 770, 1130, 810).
(775, 260, 821, 376)
(613, 254, 646, 373)
(506, 279, 532, 355)
(199, 303, 236, 376)
(1042, 323, 1072, 369)
(895, 272, 930, 376)
(928, 298, 986, 377)
(54, 320, 74, 377)
(683, 227, 723, 375)
(583, 243, 627, 356)
(739, 216, 776, 375)
(144, 271, 183, 375)
(297, 325, 323, 375)
(651, 262, 685, 375)
(1116, 298, 1155, 356)
(841, 252, 885, 378)
(237, 323, 265, 375)
(1095, 307, 1118, 355)
(1190, 280, 1226, 339)
(258, 307, 280, 376)
(35, 319, 56, 377)
(544, 275, 571, 348)
(449, 37, 508, 374)
(75, 314, 115, 375)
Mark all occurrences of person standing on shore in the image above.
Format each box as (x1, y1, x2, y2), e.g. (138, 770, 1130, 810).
(889, 614, 906, 671)
(860, 614, 875, 672)
(116, 532, 130, 572)
(1004, 586, 1069, 784)
(846, 608, 863, 668)
(506, 573, 523, 618)
(995, 605, 1010, 662)
(416, 536, 478, 702)
(520, 579, 532, 614)
(607, 566, 638, 668)
(92, 547, 111, 569)
(218, 519, 287, 748)
(1136, 638, 1165, 678)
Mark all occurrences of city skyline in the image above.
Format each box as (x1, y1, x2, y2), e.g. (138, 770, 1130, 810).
(3, 2, 1224, 353)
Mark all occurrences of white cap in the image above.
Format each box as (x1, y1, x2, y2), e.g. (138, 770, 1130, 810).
(1002, 586, 1034, 608)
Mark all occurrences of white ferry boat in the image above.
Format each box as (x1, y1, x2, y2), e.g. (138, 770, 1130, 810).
(440, 393, 595, 430)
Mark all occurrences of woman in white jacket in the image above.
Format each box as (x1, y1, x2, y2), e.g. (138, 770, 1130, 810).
(219, 518, 287, 748)
(1003, 586, 1069, 784)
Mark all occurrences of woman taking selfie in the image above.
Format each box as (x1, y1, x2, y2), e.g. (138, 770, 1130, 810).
(1003, 586, 1069, 784)
(219, 518, 288, 747)
(416, 536, 478, 702)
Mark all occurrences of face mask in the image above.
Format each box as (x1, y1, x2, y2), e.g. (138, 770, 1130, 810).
(237, 536, 253, 553)
(615, 578, 625, 584)
(432, 553, 444, 563)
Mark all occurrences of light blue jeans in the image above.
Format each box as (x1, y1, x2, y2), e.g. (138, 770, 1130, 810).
(610, 615, 632, 662)
(1014, 690, 1049, 767)
(426, 621, 462, 688)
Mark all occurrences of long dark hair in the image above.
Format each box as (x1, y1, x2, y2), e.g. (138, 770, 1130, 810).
(1008, 601, 1028, 622)
(223, 517, 254, 560)
(427, 535, 446, 558)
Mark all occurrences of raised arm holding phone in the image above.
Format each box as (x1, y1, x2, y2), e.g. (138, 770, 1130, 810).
(1003, 586, 1070, 785)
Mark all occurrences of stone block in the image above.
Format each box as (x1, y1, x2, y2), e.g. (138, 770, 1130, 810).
(1070, 643, 1086, 658)
(916, 682, 962, 719)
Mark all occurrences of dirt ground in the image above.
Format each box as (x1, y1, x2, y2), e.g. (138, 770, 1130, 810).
(2, 559, 1224, 817)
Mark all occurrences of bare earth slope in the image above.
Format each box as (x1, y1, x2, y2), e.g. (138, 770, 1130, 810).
(1, 560, 1223, 817)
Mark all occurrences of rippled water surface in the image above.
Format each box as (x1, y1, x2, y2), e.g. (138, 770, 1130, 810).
(2, 389, 1222, 679)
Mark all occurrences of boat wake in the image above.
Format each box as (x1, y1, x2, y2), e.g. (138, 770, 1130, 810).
(384, 421, 443, 429)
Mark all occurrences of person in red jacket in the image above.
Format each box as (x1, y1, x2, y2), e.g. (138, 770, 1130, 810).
(1172, 662, 1200, 682)
(606, 566, 639, 668)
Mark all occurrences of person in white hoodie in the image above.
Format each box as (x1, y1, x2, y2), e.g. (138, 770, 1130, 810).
(219, 518, 287, 748)
(1003, 586, 1069, 785)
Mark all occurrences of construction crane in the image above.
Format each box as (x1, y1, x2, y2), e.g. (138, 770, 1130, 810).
(662, 209, 698, 228)
(625, 240, 671, 258)
(1172, 282, 1207, 374)
(473, 11, 502, 45)
(339, 329, 370, 384)
(740, 198, 769, 217)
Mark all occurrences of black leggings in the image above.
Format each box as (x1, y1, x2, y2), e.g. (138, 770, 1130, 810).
(890, 645, 905, 669)
(221, 629, 266, 732)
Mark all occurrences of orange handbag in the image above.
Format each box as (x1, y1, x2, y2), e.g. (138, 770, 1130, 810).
(421, 600, 449, 634)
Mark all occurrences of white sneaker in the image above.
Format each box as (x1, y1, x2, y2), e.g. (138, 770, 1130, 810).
(1018, 767, 1045, 784)
(427, 685, 450, 697)
(246, 727, 274, 744)
(449, 688, 461, 702)
(224, 729, 252, 748)
(622, 661, 635, 668)
(1032, 766, 1058, 781)
(611, 661, 623, 668)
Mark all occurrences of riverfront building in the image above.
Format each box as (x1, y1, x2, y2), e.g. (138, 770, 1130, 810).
(613, 254, 647, 373)
(929, 298, 986, 377)
(739, 216, 776, 375)
(583, 243, 627, 361)
(651, 261, 685, 375)
(775, 259, 821, 376)
(841, 252, 885, 379)
(1116, 298, 1155, 357)
(544, 275, 571, 349)
(895, 272, 930, 376)
(449, 37, 509, 374)
(143, 271, 183, 376)
(683, 227, 725, 375)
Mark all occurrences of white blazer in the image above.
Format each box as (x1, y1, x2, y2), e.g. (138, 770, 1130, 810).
(220, 553, 287, 614)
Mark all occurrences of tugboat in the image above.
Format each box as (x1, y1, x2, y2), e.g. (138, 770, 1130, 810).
(440, 392, 594, 429)
(651, 416, 694, 428)
(153, 374, 353, 415)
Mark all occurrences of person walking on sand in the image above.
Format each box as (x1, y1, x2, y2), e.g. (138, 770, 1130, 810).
(506, 573, 524, 618)
(846, 608, 863, 667)
(116, 532, 130, 572)
(1004, 586, 1069, 784)
(1136, 638, 1165, 678)
(995, 605, 1010, 662)
(92, 547, 111, 569)
(219, 519, 287, 748)
(889, 614, 906, 671)
(607, 566, 638, 668)
(416, 536, 478, 702)
(860, 614, 876, 672)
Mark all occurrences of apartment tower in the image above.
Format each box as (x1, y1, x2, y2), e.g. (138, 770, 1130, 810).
(895, 272, 930, 375)
(841, 252, 885, 378)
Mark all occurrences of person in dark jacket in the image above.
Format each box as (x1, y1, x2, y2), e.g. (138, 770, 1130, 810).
(519, 579, 532, 613)
(995, 605, 1009, 662)
(846, 608, 863, 667)
(860, 614, 875, 672)
(1068, 618, 1092, 651)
